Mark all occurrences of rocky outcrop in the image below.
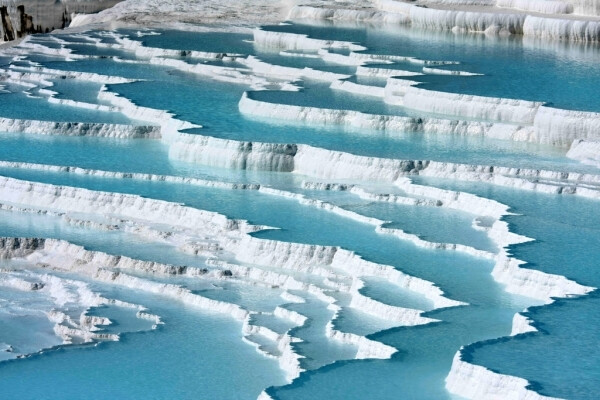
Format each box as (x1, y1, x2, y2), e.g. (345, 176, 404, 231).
(0, 5, 15, 41)
(0, 1, 122, 42)
(0, 237, 45, 259)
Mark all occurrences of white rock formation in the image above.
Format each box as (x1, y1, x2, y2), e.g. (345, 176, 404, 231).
(446, 349, 560, 400)
(566, 139, 600, 167)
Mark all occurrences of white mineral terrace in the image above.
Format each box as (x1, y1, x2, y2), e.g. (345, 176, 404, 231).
(0, 1, 598, 399)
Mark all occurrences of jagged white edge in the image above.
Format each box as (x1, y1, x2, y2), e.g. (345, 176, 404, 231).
(376, 225, 495, 259)
(239, 55, 351, 82)
(351, 51, 460, 66)
(446, 253, 593, 398)
(257, 392, 275, 400)
(0, 118, 160, 138)
(299, 173, 594, 304)
(402, 86, 542, 125)
(241, 84, 600, 148)
(316, 48, 442, 68)
(356, 65, 423, 78)
(496, 0, 573, 15)
(350, 181, 509, 218)
(8, 39, 84, 60)
(0, 162, 465, 311)
(417, 161, 600, 199)
(0, 201, 126, 232)
(260, 176, 497, 259)
(207, 257, 427, 377)
(510, 311, 537, 336)
(89, 33, 245, 61)
(279, 50, 321, 59)
(325, 304, 398, 359)
(226, 235, 463, 310)
(287, 5, 410, 24)
(0, 175, 246, 235)
(349, 278, 437, 325)
(0, 257, 160, 353)
(246, 272, 403, 381)
(8, 58, 292, 129)
(566, 139, 600, 168)
(68, 32, 298, 90)
(445, 348, 562, 400)
(242, 310, 306, 381)
(97, 87, 600, 199)
(145, 56, 296, 90)
(330, 80, 385, 98)
(522, 15, 600, 42)
(422, 66, 483, 76)
(288, 1, 600, 42)
(0, 237, 249, 321)
(97, 86, 200, 139)
(6, 65, 137, 84)
(0, 175, 469, 377)
(109, 55, 300, 91)
(0, 160, 261, 189)
(252, 28, 367, 51)
(258, 186, 385, 226)
(246, 184, 494, 260)
(0, 236, 430, 382)
(317, 48, 365, 66)
(379, 0, 600, 42)
(395, 176, 596, 304)
(239, 92, 515, 138)
(491, 253, 594, 302)
(156, 110, 600, 200)
(313, 0, 526, 36)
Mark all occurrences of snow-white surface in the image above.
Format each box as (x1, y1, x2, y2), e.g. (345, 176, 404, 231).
(446, 349, 560, 400)
(241, 83, 600, 148)
(168, 134, 297, 172)
(0, 166, 469, 316)
(511, 312, 538, 336)
(0, 235, 418, 381)
(253, 28, 366, 51)
(522, 15, 600, 41)
(566, 139, 600, 167)
(239, 93, 508, 139)
(330, 80, 385, 98)
(1, 2, 599, 398)
(67, 0, 311, 29)
(492, 253, 594, 303)
(0, 172, 479, 380)
(418, 161, 600, 199)
(0, 239, 160, 354)
(287, 4, 410, 24)
(422, 66, 483, 76)
(231, 235, 462, 309)
(569, 0, 600, 16)
(533, 106, 600, 146)
(283, 0, 600, 43)
(403, 87, 542, 124)
(240, 55, 350, 82)
(0, 175, 239, 233)
(409, 6, 526, 34)
(496, 0, 573, 15)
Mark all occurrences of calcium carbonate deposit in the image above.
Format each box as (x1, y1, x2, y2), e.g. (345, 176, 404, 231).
(0, 0, 599, 399)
